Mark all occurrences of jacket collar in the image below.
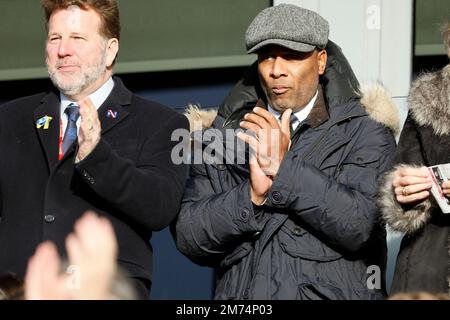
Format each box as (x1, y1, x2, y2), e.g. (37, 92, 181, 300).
(95, 76, 131, 135)
(408, 64, 450, 136)
(305, 87, 329, 129)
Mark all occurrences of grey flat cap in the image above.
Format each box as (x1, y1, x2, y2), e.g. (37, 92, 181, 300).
(246, 4, 329, 54)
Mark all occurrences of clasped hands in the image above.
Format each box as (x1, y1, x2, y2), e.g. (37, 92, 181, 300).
(237, 107, 292, 205)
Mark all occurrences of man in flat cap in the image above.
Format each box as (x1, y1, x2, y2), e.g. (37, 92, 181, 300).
(174, 4, 397, 299)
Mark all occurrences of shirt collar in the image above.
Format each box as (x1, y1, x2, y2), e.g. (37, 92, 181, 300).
(60, 77, 114, 113)
(268, 89, 319, 123)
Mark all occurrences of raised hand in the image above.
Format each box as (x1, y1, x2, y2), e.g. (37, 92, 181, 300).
(76, 98, 102, 163)
(65, 211, 118, 300)
(24, 241, 71, 300)
(24, 212, 119, 300)
(237, 107, 292, 205)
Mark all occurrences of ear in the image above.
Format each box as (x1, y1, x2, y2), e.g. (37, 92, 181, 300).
(105, 38, 119, 68)
(317, 49, 327, 75)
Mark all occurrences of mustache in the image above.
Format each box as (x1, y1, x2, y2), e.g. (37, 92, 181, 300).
(54, 59, 80, 68)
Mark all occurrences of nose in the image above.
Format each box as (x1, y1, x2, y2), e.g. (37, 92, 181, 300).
(270, 56, 288, 78)
(57, 38, 74, 58)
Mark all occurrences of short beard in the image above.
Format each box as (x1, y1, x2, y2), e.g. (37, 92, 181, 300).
(47, 45, 107, 97)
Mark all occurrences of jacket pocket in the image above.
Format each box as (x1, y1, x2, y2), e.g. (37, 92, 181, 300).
(298, 281, 379, 300)
(216, 243, 254, 300)
(339, 151, 380, 168)
(278, 220, 342, 262)
(335, 151, 381, 193)
(307, 132, 351, 170)
(298, 282, 337, 300)
(220, 242, 253, 269)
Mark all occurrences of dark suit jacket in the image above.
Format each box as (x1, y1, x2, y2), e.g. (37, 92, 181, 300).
(0, 77, 189, 289)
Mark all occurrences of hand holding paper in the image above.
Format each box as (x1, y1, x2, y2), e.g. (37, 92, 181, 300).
(427, 164, 450, 214)
(392, 166, 432, 204)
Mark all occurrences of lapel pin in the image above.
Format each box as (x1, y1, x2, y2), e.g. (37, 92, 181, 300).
(36, 116, 53, 130)
(106, 109, 118, 119)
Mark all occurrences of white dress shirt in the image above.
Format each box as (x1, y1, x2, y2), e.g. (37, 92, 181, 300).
(268, 89, 318, 131)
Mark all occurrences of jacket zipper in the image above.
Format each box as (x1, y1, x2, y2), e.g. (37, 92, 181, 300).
(243, 215, 288, 299)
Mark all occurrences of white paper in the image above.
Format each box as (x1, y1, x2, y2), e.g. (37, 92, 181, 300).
(428, 164, 450, 214)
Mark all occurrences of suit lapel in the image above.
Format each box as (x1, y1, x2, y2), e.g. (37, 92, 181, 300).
(33, 90, 61, 171)
(96, 77, 131, 135)
(97, 102, 129, 135)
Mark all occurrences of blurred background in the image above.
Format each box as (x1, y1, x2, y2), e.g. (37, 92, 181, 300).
(0, 0, 449, 299)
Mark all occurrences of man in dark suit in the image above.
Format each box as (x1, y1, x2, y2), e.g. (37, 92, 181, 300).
(0, 0, 188, 299)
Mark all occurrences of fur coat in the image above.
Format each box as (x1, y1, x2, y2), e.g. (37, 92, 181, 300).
(379, 64, 450, 294)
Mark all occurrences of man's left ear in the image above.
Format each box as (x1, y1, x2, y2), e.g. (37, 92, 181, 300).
(317, 49, 327, 75)
(105, 38, 119, 68)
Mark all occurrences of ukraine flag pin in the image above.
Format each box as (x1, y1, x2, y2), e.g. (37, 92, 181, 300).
(36, 116, 53, 130)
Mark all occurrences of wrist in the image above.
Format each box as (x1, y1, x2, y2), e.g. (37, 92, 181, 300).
(76, 138, 100, 163)
(251, 188, 267, 206)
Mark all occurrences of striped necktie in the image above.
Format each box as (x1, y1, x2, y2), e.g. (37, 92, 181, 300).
(289, 113, 298, 137)
(279, 113, 298, 137)
(61, 103, 80, 155)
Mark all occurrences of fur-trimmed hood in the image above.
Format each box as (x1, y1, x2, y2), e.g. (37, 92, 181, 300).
(184, 105, 217, 133)
(359, 82, 400, 136)
(409, 64, 450, 136)
(185, 82, 400, 136)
